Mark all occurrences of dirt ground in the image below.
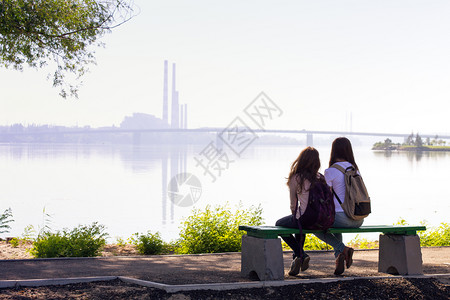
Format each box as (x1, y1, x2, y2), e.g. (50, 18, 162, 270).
(0, 241, 449, 299)
(0, 277, 448, 299)
(0, 240, 139, 260)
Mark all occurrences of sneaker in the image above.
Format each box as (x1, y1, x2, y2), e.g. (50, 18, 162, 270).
(344, 247, 354, 269)
(334, 253, 345, 275)
(288, 256, 303, 276)
(301, 255, 310, 272)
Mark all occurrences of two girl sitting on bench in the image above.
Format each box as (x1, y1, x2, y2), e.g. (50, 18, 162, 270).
(276, 137, 363, 276)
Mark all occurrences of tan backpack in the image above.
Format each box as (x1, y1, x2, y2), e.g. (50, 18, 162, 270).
(331, 164, 371, 221)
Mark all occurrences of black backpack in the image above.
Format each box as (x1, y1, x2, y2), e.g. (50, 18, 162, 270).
(296, 174, 335, 231)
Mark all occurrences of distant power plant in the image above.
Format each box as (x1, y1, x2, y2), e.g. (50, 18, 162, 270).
(163, 60, 187, 129)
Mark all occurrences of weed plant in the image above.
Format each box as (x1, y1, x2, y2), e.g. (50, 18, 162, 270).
(177, 202, 263, 254)
(115, 237, 127, 247)
(0, 208, 14, 235)
(8, 237, 20, 248)
(30, 222, 108, 258)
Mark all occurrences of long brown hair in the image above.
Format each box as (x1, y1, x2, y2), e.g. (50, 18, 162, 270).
(287, 147, 321, 193)
(329, 137, 358, 170)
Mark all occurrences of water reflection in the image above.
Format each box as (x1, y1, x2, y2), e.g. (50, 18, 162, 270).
(372, 149, 449, 162)
(0, 143, 192, 227)
(407, 151, 423, 162)
(120, 144, 189, 225)
(2, 143, 448, 241)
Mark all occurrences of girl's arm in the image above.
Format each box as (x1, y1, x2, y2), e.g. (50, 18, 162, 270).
(289, 179, 298, 215)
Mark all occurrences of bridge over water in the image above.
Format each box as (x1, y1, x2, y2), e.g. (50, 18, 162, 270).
(3, 128, 449, 146)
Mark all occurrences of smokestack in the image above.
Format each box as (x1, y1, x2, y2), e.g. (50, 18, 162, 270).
(163, 60, 168, 125)
(180, 103, 184, 130)
(172, 91, 179, 129)
(184, 104, 187, 129)
(171, 63, 179, 129)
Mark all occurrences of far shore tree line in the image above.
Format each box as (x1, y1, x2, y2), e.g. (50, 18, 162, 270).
(373, 133, 448, 150)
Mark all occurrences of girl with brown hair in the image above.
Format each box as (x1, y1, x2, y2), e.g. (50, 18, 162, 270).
(275, 146, 322, 276)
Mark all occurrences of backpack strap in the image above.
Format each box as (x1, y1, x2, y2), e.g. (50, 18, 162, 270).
(332, 188, 343, 205)
(330, 163, 346, 174)
(330, 164, 346, 206)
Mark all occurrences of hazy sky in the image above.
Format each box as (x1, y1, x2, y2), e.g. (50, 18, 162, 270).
(1, 0, 449, 135)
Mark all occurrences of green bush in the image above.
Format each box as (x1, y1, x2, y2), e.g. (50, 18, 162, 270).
(282, 234, 379, 251)
(303, 234, 330, 250)
(418, 222, 450, 247)
(347, 234, 379, 249)
(130, 231, 165, 255)
(177, 203, 263, 254)
(395, 219, 450, 247)
(30, 222, 108, 258)
(281, 235, 330, 251)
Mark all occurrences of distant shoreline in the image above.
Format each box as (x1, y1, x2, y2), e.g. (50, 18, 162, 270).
(372, 145, 450, 152)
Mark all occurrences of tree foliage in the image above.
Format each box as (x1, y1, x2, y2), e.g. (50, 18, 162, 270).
(0, 0, 135, 97)
(415, 133, 423, 147)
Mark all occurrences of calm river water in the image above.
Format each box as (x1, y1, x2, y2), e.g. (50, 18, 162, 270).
(1, 142, 449, 243)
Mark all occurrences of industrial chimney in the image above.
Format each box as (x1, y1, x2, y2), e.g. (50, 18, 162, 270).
(162, 60, 168, 125)
(171, 63, 179, 129)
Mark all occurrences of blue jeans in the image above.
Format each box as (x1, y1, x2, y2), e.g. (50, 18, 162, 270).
(275, 215, 307, 259)
(314, 212, 364, 258)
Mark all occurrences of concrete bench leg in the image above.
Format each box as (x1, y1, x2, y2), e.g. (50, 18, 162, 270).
(241, 235, 284, 281)
(378, 234, 423, 275)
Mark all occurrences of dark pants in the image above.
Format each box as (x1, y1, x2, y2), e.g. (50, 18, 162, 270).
(275, 215, 307, 259)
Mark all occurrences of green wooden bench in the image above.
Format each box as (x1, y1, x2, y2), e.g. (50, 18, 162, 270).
(239, 225, 427, 281)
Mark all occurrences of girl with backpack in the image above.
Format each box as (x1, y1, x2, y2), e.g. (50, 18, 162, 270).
(314, 137, 365, 275)
(275, 147, 331, 276)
